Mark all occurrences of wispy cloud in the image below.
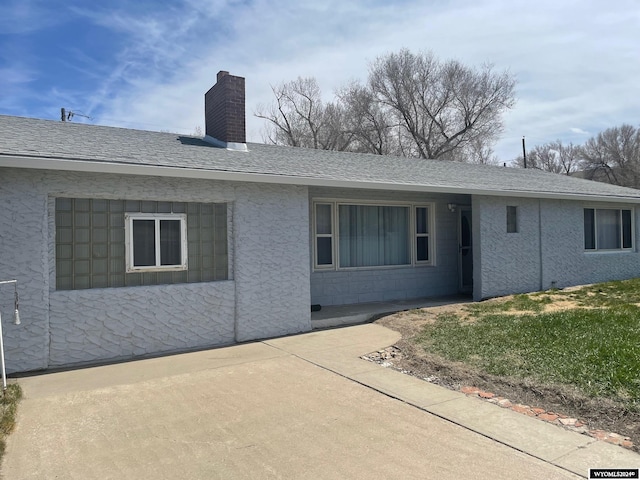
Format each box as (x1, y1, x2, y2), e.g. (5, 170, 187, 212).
(570, 128, 589, 135)
(1, 0, 639, 160)
(0, 0, 63, 34)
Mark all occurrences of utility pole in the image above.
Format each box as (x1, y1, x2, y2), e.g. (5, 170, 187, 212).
(60, 108, 92, 122)
(522, 136, 527, 169)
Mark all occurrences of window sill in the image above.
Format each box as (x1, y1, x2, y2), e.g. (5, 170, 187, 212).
(313, 263, 435, 273)
(583, 249, 634, 254)
(126, 266, 188, 273)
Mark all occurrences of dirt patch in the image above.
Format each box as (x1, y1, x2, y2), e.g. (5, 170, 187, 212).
(372, 299, 640, 453)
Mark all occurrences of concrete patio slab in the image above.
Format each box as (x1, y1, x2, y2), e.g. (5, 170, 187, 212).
(3, 323, 638, 479)
(3, 346, 579, 480)
(426, 396, 594, 464)
(351, 367, 465, 408)
(15, 342, 287, 397)
(554, 440, 640, 473)
(265, 323, 401, 355)
(311, 295, 469, 329)
(292, 348, 386, 377)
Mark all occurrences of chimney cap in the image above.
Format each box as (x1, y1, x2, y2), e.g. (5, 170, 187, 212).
(217, 71, 230, 81)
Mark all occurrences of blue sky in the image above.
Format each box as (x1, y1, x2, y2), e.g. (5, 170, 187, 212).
(1, 0, 639, 162)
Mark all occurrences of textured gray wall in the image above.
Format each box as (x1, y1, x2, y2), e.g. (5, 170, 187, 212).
(473, 195, 640, 300)
(234, 183, 311, 341)
(309, 188, 469, 306)
(5, 163, 639, 372)
(0, 187, 50, 372)
(0, 167, 310, 372)
(540, 199, 640, 289)
(49, 282, 235, 367)
(473, 196, 542, 300)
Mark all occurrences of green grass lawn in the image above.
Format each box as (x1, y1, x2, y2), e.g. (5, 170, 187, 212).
(416, 279, 640, 412)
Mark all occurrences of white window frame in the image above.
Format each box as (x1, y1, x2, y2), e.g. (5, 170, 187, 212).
(584, 207, 634, 252)
(125, 213, 188, 272)
(313, 202, 335, 269)
(312, 199, 435, 271)
(414, 205, 433, 265)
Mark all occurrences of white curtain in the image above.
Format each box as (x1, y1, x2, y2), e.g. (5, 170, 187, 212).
(596, 209, 621, 249)
(339, 205, 409, 267)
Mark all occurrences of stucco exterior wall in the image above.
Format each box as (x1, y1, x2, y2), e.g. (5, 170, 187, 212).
(234, 183, 311, 341)
(472, 196, 542, 300)
(473, 195, 640, 300)
(0, 187, 50, 372)
(309, 188, 469, 306)
(0, 167, 310, 372)
(539, 199, 640, 288)
(48, 282, 236, 367)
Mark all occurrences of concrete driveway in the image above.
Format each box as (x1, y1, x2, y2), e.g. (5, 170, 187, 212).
(2, 324, 633, 479)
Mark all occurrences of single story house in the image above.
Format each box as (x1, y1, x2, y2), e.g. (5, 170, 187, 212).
(1, 71, 640, 373)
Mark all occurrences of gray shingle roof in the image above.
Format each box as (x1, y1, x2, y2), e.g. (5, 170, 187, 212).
(1, 114, 639, 202)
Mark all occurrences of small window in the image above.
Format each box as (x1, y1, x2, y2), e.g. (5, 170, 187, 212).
(584, 208, 633, 251)
(314, 203, 334, 268)
(125, 213, 187, 272)
(506, 206, 518, 233)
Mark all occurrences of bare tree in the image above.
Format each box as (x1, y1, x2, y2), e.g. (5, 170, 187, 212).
(516, 140, 582, 174)
(255, 49, 516, 160)
(367, 49, 516, 159)
(255, 77, 325, 148)
(336, 82, 396, 155)
(255, 77, 353, 151)
(317, 101, 354, 151)
(462, 137, 500, 165)
(581, 125, 640, 188)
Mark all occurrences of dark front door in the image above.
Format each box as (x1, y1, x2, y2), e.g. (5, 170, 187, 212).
(459, 208, 473, 293)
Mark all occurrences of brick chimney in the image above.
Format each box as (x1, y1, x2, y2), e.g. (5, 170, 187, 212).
(204, 71, 247, 151)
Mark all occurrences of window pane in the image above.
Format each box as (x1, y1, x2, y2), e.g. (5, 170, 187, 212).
(584, 209, 595, 249)
(339, 205, 409, 267)
(133, 220, 156, 266)
(160, 220, 182, 265)
(416, 207, 428, 234)
(317, 237, 332, 265)
(596, 209, 621, 249)
(416, 236, 429, 262)
(56, 198, 72, 211)
(622, 210, 632, 248)
(316, 204, 332, 234)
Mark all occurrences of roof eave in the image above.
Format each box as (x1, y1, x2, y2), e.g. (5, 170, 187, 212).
(2, 155, 640, 204)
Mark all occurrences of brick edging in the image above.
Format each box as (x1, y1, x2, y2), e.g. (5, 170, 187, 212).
(460, 386, 634, 449)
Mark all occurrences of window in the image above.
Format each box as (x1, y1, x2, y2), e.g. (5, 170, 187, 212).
(339, 205, 410, 267)
(506, 206, 518, 233)
(126, 214, 187, 271)
(314, 203, 334, 268)
(56, 199, 228, 290)
(584, 208, 633, 251)
(415, 206, 430, 262)
(312, 201, 433, 269)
